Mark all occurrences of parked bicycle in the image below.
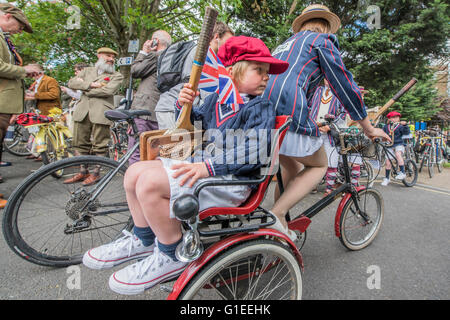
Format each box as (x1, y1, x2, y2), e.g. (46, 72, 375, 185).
(2, 122, 31, 157)
(416, 129, 445, 178)
(16, 108, 74, 177)
(378, 138, 418, 187)
(108, 120, 129, 161)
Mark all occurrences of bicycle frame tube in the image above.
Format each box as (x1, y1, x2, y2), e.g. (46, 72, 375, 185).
(88, 140, 140, 203)
(379, 143, 399, 175)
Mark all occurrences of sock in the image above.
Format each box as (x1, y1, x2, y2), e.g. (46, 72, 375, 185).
(385, 169, 391, 179)
(325, 167, 338, 190)
(399, 165, 405, 173)
(133, 226, 156, 247)
(351, 165, 361, 187)
(158, 237, 183, 261)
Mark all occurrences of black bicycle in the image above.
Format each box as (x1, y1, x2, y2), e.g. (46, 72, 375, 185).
(2, 109, 151, 267)
(378, 141, 418, 187)
(3, 122, 32, 157)
(276, 115, 385, 251)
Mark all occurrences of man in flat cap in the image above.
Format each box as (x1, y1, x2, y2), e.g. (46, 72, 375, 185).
(0, 3, 40, 202)
(64, 47, 124, 185)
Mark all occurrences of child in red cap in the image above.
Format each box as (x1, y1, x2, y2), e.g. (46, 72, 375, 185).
(82, 36, 290, 295)
(381, 111, 410, 186)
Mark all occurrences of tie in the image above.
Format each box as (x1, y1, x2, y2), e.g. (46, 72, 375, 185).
(4, 35, 23, 66)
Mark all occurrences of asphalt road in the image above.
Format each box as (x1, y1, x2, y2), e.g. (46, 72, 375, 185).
(0, 151, 449, 301)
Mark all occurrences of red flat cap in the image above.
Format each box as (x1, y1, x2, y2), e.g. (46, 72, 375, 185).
(218, 36, 289, 75)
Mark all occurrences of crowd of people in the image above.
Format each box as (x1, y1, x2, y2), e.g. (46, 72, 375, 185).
(1, 3, 394, 293)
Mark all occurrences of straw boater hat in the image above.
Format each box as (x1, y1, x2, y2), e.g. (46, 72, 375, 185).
(0, 3, 33, 33)
(97, 47, 119, 56)
(359, 86, 369, 94)
(292, 4, 341, 34)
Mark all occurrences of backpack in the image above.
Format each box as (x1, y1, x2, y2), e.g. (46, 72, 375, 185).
(156, 40, 196, 93)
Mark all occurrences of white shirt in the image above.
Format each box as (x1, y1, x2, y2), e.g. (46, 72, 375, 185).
(34, 74, 44, 93)
(317, 87, 332, 122)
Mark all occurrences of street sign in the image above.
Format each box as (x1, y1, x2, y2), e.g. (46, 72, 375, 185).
(128, 39, 140, 53)
(117, 56, 133, 66)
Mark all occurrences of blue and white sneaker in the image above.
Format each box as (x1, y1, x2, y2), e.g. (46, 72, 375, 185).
(82, 230, 154, 270)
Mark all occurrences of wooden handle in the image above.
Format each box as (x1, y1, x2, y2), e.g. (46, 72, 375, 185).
(175, 7, 218, 130)
(373, 78, 418, 124)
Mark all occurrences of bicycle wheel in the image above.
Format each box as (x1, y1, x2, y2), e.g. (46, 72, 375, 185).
(361, 158, 375, 187)
(178, 239, 302, 300)
(338, 188, 384, 251)
(437, 148, 444, 173)
(419, 148, 428, 173)
(402, 159, 418, 187)
(2, 156, 133, 267)
(3, 124, 31, 156)
(427, 155, 434, 178)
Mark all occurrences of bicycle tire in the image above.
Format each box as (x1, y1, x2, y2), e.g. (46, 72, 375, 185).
(178, 239, 302, 300)
(2, 156, 133, 267)
(427, 156, 434, 178)
(437, 148, 444, 173)
(402, 159, 418, 187)
(338, 188, 384, 251)
(3, 124, 31, 156)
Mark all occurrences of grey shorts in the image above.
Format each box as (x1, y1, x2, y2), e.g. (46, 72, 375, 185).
(160, 157, 252, 219)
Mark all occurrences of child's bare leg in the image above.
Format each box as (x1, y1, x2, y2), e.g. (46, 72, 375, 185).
(135, 168, 182, 245)
(396, 151, 404, 166)
(271, 146, 328, 228)
(123, 160, 164, 228)
(385, 158, 392, 170)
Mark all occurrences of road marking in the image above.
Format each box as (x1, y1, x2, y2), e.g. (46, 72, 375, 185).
(374, 179, 450, 196)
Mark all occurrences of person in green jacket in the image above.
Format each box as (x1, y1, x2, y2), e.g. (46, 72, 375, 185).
(0, 3, 40, 191)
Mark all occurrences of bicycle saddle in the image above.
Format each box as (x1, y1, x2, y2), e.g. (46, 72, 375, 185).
(104, 109, 152, 121)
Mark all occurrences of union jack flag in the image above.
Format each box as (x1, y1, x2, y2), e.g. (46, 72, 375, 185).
(198, 47, 244, 109)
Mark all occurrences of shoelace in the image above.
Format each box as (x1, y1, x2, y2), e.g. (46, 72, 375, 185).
(109, 230, 140, 258)
(133, 245, 172, 279)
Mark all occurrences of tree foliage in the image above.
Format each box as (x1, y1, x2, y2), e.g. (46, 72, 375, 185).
(4, 0, 449, 120)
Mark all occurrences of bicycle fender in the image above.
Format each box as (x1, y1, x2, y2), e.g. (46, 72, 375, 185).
(34, 128, 47, 153)
(334, 186, 366, 238)
(167, 229, 303, 300)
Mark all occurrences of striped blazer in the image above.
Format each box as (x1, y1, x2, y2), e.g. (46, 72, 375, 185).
(263, 30, 367, 137)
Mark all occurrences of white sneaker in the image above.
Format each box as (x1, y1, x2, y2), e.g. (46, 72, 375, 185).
(82, 230, 154, 270)
(270, 214, 298, 242)
(381, 178, 390, 186)
(395, 172, 406, 180)
(109, 245, 188, 295)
